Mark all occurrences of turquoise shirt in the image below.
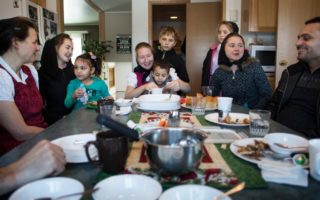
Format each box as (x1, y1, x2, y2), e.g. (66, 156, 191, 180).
(64, 77, 111, 110)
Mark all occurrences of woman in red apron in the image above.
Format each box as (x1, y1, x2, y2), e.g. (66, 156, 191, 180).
(0, 17, 47, 155)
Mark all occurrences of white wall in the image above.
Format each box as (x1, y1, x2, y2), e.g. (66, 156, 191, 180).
(46, 0, 57, 13)
(224, 0, 241, 30)
(104, 12, 132, 62)
(115, 62, 132, 92)
(103, 11, 133, 96)
(132, 0, 149, 67)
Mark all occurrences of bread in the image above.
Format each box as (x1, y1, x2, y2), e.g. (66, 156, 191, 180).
(185, 95, 217, 109)
(205, 96, 217, 109)
(185, 96, 192, 107)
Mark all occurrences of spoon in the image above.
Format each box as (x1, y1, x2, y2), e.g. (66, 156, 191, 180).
(273, 143, 308, 149)
(167, 89, 173, 101)
(34, 187, 99, 200)
(214, 182, 245, 200)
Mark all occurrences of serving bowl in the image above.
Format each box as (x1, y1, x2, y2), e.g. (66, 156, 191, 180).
(138, 94, 180, 111)
(9, 177, 84, 200)
(264, 133, 308, 155)
(159, 184, 232, 200)
(92, 174, 162, 200)
(141, 128, 207, 175)
(51, 133, 97, 163)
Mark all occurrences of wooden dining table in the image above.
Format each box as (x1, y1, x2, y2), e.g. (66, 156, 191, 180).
(0, 104, 319, 200)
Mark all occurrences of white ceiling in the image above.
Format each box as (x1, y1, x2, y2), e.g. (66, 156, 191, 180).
(64, 0, 131, 26)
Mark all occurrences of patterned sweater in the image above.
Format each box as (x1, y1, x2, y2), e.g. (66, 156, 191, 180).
(210, 58, 272, 109)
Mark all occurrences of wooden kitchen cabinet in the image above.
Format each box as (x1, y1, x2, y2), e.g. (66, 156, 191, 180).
(29, 0, 46, 8)
(241, 0, 278, 32)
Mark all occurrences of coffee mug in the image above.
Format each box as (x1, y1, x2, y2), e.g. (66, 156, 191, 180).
(85, 130, 128, 174)
(151, 88, 163, 94)
(309, 139, 320, 181)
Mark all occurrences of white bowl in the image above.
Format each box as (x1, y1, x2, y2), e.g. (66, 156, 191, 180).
(159, 184, 232, 200)
(264, 133, 308, 155)
(138, 94, 180, 111)
(9, 177, 84, 200)
(115, 98, 133, 107)
(51, 133, 97, 163)
(93, 174, 162, 200)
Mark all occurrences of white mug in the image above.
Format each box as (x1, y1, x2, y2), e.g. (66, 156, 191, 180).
(151, 88, 162, 94)
(309, 139, 320, 182)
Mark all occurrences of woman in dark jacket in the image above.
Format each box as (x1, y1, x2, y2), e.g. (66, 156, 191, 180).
(38, 33, 75, 125)
(211, 33, 272, 109)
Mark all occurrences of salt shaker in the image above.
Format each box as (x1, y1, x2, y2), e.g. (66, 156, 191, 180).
(168, 110, 180, 127)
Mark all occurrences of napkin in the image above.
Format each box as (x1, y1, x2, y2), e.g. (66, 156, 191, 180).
(115, 106, 132, 115)
(258, 159, 309, 187)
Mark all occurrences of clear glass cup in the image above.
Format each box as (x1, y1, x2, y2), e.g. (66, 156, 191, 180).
(249, 109, 271, 137)
(191, 97, 206, 115)
(202, 86, 214, 96)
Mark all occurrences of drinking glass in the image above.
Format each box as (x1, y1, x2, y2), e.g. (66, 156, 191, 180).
(191, 97, 206, 115)
(249, 110, 271, 137)
(202, 86, 214, 96)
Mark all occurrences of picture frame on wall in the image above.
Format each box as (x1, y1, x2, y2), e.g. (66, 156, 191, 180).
(116, 34, 131, 54)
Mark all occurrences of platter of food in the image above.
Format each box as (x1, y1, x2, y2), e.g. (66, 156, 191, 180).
(229, 138, 308, 168)
(230, 138, 269, 164)
(204, 113, 250, 127)
(86, 101, 98, 109)
(140, 112, 197, 128)
(180, 95, 218, 111)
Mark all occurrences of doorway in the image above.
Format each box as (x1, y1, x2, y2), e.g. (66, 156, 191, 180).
(152, 4, 186, 55)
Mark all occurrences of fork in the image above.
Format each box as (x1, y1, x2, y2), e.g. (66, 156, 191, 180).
(168, 89, 172, 100)
(214, 182, 245, 200)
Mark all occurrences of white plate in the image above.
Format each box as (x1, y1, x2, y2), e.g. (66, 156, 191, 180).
(230, 138, 267, 164)
(201, 128, 243, 143)
(181, 103, 217, 111)
(93, 174, 162, 200)
(230, 138, 304, 167)
(9, 177, 84, 200)
(205, 113, 250, 127)
(159, 184, 231, 200)
(51, 133, 97, 163)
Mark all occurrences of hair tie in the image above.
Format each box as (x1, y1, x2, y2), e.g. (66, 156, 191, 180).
(88, 52, 97, 60)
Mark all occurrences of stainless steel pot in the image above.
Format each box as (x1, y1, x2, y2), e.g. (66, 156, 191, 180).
(96, 115, 208, 175)
(141, 128, 207, 175)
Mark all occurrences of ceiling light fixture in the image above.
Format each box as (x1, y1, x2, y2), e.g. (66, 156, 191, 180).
(170, 16, 178, 19)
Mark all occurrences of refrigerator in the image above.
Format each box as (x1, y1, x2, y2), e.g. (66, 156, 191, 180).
(0, 0, 58, 63)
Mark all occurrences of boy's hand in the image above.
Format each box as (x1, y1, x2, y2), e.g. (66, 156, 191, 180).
(165, 80, 181, 92)
(144, 82, 159, 92)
